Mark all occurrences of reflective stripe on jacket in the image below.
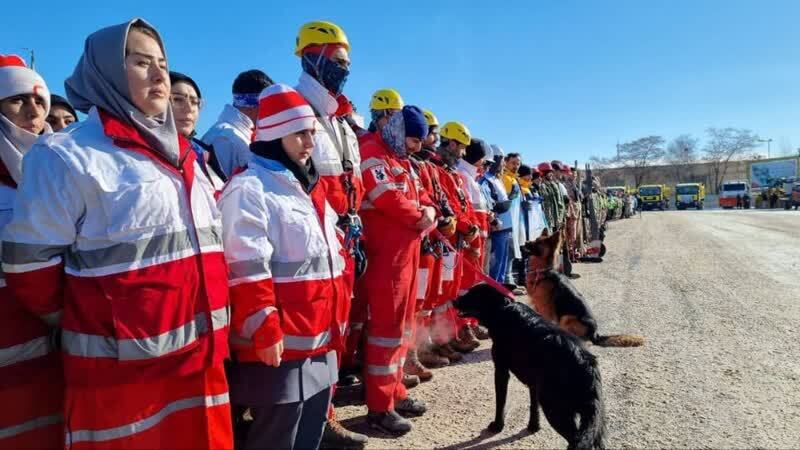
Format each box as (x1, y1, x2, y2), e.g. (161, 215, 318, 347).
(218, 155, 348, 362)
(1, 108, 229, 386)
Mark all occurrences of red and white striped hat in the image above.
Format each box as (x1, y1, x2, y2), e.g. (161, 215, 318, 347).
(254, 83, 316, 142)
(0, 54, 50, 114)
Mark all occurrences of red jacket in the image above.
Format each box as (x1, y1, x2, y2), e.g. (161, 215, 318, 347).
(434, 163, 478, 237)
(358, 133, 423, 237)
(1, 109, 229, 386)
(0, 162, 60, 387)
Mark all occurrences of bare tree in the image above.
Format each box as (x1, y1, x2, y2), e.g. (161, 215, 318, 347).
(702, 127, 759, 193)
(666, 134, 699, 183)
(615, 136, 666, 187)
(588, 154, 618, 185)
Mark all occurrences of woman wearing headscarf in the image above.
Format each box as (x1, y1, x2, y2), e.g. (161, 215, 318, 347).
(1, 20, 232, 449)
(356, 105, 434, 434)
(46, 94, 79, 131)
(0, 54, 63, 450)
(169, 71, 227, 191)
(219, 83, 346, 450)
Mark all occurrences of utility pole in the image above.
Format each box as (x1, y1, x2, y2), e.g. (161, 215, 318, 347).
(758, 138, 773, 158)
(21, 48, 35, 70)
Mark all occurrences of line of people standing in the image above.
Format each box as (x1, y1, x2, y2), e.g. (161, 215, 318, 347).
(1, 17, 585, 450)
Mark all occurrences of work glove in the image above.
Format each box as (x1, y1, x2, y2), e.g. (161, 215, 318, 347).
(437, 217, 456, 237)
(464, 225, 480, 243)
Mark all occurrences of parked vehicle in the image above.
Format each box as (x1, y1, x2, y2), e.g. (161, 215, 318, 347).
(675, 183, 705, 210)
(638, 184, 669, 210)
(781, 179, 800, 210)
(606, 186, 626, 197)
(719, 181, 750, 209)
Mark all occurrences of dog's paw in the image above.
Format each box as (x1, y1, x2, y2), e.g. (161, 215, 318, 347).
(527, 421, 540, 434)
(487, 421, 505, 433)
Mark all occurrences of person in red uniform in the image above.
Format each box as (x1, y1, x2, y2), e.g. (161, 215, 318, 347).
(430, 122, 481, 354)
(0, 54, 63, 450)
(357, 105, 433, 434)
(292, 21, 368, 448)
(2, 20, 232, 450)
(219, 83, 345, 450)
(403, 108, 456, 381)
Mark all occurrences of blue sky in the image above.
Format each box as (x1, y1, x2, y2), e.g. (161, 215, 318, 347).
(3, 0, 799, 164)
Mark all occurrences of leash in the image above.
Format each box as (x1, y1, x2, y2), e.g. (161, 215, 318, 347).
(431, 230, 515, 299)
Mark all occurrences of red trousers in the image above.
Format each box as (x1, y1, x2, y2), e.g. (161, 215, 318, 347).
(0, 362, 63, 449)
(412, 250, 441, 348)
(457, 236, 486, 328)
(357, 231, 420, 412)
(64, 364, 232, 450)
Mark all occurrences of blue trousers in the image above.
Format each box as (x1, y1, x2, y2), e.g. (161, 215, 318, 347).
(489, 229, 512, 283)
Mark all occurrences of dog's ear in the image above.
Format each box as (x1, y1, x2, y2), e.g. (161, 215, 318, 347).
(540, 229, 550, 238)
(544, 232, 561, 247)
(523, 241, 537, 255)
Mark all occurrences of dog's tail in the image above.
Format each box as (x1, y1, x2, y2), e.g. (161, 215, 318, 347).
(591, 334, 645, 347)
(572, 359, 606, 450)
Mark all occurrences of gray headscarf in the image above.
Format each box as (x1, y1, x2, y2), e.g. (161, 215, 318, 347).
(65, 18, 180, 166)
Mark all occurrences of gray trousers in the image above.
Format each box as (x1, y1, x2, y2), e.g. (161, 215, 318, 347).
(244, 387, 331, 450)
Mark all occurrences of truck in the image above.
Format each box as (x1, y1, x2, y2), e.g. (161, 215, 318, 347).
(674, 183, 705, 210)
(719, 181, 750, 209)
(788, 181, 800, 210)
(606, 186, 626, 197)
(777, 177, 800, 209)
(638, 184, 669, 210)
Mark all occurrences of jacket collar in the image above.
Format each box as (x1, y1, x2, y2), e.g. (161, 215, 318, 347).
(98, 107, 193, 171)
(217, 104, 254, 137)
(296, 72, 338, 117)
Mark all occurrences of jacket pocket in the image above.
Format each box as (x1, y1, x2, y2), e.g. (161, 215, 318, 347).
(99, 262, 200, 363)
(92, 164, 177, 239)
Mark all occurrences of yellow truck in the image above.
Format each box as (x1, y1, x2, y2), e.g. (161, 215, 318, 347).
(638, 184, 670, 210)
(674, 183, 706, 210)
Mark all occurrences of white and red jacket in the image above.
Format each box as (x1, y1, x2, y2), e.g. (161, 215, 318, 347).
(1, 108, 230, 387)
(296, 73, 363, 216)
(0, 163, 59, 386)
(218, 155, 348, 363)
(457, 159, 490, 236)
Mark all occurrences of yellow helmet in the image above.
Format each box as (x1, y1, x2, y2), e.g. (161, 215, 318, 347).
(422, 109, 439, 127)
(369, 89, 404, 111)
(295, 21, 350, 56)
(440, 121, 471, 146)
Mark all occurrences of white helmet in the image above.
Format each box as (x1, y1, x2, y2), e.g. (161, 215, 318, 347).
(490, 144, 505, 159)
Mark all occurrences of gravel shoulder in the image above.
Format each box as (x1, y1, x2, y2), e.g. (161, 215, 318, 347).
(336, 210, 800, 449)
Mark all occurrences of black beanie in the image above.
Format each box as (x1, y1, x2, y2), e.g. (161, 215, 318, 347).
(50, 94, 78, 119)
(464, 138, 488, 165)
(169, 71, 202, 99)
(518, 164, 532, 177)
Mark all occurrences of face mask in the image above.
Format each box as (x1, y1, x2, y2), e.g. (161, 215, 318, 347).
(302, 52, 350, 96)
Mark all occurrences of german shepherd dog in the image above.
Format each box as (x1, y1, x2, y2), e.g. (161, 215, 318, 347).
(523, 231, 644, 347)
(454, 284, 606, 450)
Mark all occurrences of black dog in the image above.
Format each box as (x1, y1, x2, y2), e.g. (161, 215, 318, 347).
(454, 283, 606, 450)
